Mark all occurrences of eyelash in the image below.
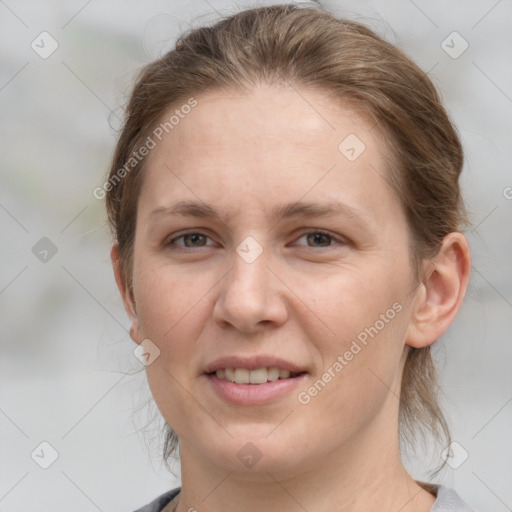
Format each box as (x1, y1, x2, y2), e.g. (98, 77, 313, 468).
(164, 230, 346, 252)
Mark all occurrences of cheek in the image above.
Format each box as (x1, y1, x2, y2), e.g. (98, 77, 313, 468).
(297, 266, 410, 414)
(133, 259, 210, 339)
(304, 262, 408, 350)
(131, 260, 214, 412)
(297, 316, 408, 446)
(133, 261, 214, 431)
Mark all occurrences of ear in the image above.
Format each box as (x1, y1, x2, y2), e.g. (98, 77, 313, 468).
(406, 232, 471, 348)
(111, 243, 142, 345)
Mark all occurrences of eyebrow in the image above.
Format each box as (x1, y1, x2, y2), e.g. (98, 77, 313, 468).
(148, 199, 373, 228)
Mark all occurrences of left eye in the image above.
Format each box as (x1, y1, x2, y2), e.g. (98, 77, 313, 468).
(294, 231, 339, 248)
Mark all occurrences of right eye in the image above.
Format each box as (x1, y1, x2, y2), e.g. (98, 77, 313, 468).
(165, 232, 216, 250)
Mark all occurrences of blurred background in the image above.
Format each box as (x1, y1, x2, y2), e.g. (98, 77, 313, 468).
(1, 0, 511, 510)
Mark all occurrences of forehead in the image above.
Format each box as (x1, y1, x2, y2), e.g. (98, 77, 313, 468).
(138, 84, 398, 222)
(164, 85, 381, 155)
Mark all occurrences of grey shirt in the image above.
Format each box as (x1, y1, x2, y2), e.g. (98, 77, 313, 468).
(133, 485, 475, 512)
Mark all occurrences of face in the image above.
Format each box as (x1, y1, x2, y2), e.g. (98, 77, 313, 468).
(124, 85, 422, 478)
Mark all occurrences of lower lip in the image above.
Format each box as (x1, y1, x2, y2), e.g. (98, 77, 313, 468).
(205, 373, 307, 405)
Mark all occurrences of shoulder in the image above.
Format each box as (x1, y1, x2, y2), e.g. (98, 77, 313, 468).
(431, 485, 475, 512)
(132, 487, 181, 512)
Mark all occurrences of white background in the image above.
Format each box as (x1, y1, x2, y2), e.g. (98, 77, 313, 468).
(1, 1, 511, 511)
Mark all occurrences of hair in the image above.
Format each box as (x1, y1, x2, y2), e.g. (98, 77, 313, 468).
(105, 3, 469, 472)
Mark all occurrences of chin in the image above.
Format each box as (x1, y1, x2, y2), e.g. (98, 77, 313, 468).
(195, 428, 312, 478)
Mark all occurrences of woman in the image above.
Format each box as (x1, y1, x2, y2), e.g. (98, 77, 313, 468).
(105, 4, 474, 511)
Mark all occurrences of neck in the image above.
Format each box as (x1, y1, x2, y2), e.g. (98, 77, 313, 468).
(173, 416, 436, 512)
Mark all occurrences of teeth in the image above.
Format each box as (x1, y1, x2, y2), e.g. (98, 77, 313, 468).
(214, 367, 298, 384)
(249, 368, 268, 384)
(234, 368, 250, 384)
(267, 367, 280, 381)
(279, 369, 291, 379)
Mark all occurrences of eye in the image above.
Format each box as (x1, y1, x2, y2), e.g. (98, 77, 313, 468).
(294, 230, 344, 248)
(166, 232, 215, 250)
(164, 229, 346, 252)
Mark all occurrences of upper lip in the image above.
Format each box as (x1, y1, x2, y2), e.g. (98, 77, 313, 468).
(203, 355, 308, 374)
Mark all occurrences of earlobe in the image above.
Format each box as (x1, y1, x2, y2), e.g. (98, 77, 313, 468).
(110, 243, 142, 345)
(406, 233, 471, 349)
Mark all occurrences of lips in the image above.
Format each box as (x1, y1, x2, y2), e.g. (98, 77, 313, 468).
(203, 355, 309, 404)
(204, 355, 307, 375)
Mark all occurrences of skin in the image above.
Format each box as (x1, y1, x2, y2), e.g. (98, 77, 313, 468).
(112, 84, 471, 512)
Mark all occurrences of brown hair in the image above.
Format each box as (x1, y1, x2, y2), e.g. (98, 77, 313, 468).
(105, 3, 468, 470)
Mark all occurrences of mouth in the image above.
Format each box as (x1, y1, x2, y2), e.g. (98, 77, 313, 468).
(203, 355, 309, 405)
(208, 367, 307, 384)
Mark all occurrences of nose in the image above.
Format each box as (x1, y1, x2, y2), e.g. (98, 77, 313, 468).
(213, 246, 289, 333)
